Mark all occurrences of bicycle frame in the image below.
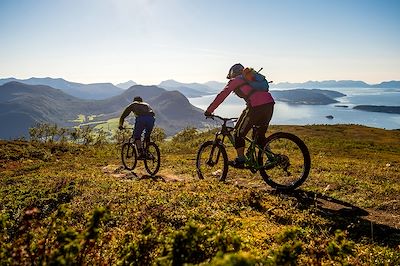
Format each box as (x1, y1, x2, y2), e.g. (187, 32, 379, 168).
(208, 115, 278, 171)
(123, 129, 146, 150)
(206, 118, 233, 167)
(199, 115, 311, 190)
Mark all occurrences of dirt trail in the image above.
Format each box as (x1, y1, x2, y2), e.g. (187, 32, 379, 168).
(102, 164, 400, 231)
(101, 164, 189, 182)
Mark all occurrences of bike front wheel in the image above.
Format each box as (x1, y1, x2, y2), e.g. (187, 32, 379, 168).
(121, 143, 137, 170)
(258, 132, 311, 190)
(144, 142, 161, 176)
(196, 140, 228, 181)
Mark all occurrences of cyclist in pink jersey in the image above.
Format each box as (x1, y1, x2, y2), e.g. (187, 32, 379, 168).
(204, 63, 275, 168)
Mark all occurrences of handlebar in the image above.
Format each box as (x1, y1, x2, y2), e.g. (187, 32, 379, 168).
(206, 114, 238, 122)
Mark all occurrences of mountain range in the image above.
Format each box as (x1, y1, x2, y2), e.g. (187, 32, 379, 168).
(0, 82, 206, 139)
(158, 79, 219, 97)
(116, 80, 137, 89)
(1, 76, 399, 139)
(270, 80, 400, 89)
(1, 77, 398, 101)
(0, 77, 223, 99)
(0, 77, 123, 100)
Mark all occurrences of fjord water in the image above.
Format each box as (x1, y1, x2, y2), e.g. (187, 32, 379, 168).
(188, 88, 400, 130)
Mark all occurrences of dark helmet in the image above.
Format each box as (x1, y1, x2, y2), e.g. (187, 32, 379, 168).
(227, 63, 244, 79)
(133, 96, 143, 102)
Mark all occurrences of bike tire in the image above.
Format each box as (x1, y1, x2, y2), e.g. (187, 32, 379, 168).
(258, 132, 311, 190)
(144, 142, 161, 176)
(196, 140, 228, 181)
(121, 143, 137, 170)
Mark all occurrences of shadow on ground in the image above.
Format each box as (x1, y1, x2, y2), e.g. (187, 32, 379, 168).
(277, 189, 400, 248)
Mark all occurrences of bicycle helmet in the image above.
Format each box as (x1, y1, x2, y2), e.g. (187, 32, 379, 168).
(227, 63, 244, 79)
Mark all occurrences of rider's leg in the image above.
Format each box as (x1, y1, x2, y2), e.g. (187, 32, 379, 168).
(135, 138, 143, 154)
(255, 126, 268, 148)
(134, 117, 146, 156)
(254, 103, 274, 148)
(142, 116, 155, 147)
(233, 104, 274, 164)
(233, 108, 252, 166)
(232, 137, 246, 167)
(142, 116, 155, 158)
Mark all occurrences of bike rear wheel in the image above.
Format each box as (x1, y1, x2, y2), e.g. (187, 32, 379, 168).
(258, 132, 311, 190)
(121, 143, 137, 170)
(144, 142, 161, 176)
(196, 140, 228, 181)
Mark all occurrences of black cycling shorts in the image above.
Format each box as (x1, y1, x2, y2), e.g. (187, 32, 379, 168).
(234, 103, 274, 148)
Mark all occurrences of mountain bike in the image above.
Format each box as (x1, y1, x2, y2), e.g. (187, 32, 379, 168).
(196, 115, 311, 190)
(121, 128, 161, 176)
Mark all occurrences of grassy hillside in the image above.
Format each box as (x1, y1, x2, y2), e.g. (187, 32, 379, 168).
(0, 125, 399, 265)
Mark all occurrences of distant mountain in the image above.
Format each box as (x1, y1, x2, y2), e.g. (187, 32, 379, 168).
(0, 82, 91, 139)
(147, 91, 206, 134)
(271, 80, 400, 89)
(158, 79, 217, 97)
(0, 77, 76, 91)
(0, 77, 123, 100)
(160, 85, 206, 98)
(371, 81, 400, 88)
(0, 82, 206, 139)
(271, 89, 345, 105)
(203, 81, 225, 92)
(116, 80, 137, 90)
(102, 85, 205, 133)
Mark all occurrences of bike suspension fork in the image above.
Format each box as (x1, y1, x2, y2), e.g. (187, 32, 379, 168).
(208, 136, 225, 164)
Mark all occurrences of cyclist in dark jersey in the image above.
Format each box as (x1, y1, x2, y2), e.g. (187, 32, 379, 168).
(205, 63, 275, 168)
(119, 96, 155, 159)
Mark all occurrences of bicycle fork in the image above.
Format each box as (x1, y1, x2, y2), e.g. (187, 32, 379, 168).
(206, 138, 224, 166)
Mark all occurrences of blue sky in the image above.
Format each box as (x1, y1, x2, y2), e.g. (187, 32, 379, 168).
(1, 0, 399, 85)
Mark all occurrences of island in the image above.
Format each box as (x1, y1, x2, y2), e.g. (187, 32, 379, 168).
(271, 89, 346, 105)
(353, 105, 400, 114)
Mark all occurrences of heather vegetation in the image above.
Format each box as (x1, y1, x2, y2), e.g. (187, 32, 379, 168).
(1, 124, 399, 265)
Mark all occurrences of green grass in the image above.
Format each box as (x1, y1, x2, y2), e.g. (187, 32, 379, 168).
(69, 114, 86, 123)
(93, 117, 120, 132)
(0, 125, 399, 265)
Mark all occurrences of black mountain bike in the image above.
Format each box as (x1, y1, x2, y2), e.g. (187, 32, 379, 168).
(196, 115, 311, 190)
(121, 129, 161, 176)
